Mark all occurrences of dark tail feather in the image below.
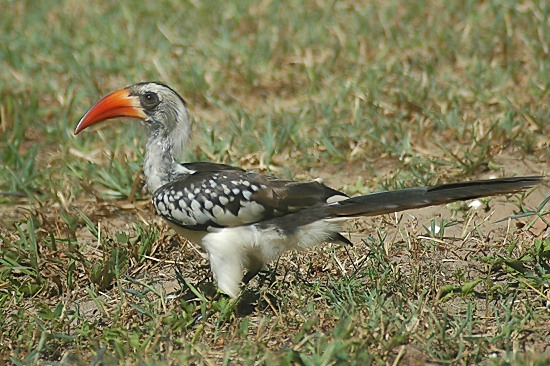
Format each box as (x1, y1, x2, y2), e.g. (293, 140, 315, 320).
(327, 176, 544, 217)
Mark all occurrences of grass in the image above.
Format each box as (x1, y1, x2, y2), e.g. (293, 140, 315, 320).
(1, 0, 549, 364)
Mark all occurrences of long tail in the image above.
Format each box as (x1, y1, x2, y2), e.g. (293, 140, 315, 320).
(326, 176, 544, 217)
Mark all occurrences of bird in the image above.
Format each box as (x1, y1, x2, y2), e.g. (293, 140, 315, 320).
(74, 81, 543, 298)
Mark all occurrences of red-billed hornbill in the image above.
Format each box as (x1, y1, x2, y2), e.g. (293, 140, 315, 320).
(75, 82, 543, 298)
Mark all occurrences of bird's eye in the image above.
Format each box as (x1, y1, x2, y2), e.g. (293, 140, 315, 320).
(141, 92, 160, 110)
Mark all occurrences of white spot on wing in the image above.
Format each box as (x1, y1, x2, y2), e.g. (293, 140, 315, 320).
(194, 211, 210, 224)
(171, 207, 196, 226)
(326, 195, 348, 203)
(210, 206, 242, 226)
(191, 200, 201, 212)
(212, 205, 224, 218)
(222, 184, 230, 195)
(174, 165, 196, 174)
(237, 201, 265, 223)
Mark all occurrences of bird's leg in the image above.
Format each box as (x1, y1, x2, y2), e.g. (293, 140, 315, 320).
(242, 253, 265, 286)
(242, 267, 262, 285)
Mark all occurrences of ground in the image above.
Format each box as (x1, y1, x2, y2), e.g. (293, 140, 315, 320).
(1, 0, 549, 365)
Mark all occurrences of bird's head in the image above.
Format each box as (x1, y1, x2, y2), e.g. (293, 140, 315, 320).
(75, 82, 191, 157)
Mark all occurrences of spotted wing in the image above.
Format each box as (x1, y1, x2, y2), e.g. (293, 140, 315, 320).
(152, 166, 347, 231)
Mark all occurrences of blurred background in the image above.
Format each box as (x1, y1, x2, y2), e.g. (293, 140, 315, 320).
(2, 0, 548, 205)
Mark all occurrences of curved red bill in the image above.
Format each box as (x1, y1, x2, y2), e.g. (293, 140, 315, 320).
(74, 88, 146, 135)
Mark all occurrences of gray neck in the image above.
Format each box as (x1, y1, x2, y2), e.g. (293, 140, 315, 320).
(143, 134, 179, 193)
(141, 103, 192, 193)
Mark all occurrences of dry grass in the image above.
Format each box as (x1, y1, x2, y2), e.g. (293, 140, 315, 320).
(1, 0, 549, 364)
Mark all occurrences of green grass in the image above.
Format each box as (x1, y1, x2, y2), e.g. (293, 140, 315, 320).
(1, 0, 549, 364)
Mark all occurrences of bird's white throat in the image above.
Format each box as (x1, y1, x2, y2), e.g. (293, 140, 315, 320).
(142, 101, 191, 193)
(143, 129, 190, 193)
(143, 137, 176, 193)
